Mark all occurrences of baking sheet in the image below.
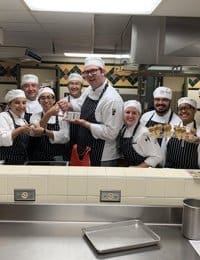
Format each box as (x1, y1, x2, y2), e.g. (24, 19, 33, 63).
(82, 219, 160, 254)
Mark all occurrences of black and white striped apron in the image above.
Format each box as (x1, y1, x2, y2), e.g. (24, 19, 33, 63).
(30, 114, 66, 161)
(165, 121, 199, 169)
(77, 83, 108, 166)
(0, 111, 29, 164)
(119, 122, 146, 166)
(145, 111, 174, 146)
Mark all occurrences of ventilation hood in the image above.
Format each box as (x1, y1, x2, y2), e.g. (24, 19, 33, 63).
(0, 46, 41, 64)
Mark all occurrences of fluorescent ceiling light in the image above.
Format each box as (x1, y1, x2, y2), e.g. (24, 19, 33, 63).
(64, 53, 130, 59)
(24, 0, 162, 15)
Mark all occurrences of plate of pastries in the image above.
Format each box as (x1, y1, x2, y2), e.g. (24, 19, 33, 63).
(148, 124, 199, 142)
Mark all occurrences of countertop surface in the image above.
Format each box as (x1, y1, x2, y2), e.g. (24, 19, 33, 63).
(0, 221, 199, 260)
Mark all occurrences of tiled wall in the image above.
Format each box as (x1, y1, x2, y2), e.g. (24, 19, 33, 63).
(0, 166, 199, 206)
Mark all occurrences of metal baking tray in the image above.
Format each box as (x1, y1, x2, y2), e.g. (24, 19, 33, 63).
(82, 219, 160, 254)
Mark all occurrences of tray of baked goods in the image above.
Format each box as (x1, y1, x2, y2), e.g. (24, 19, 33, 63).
(148, 124, 198, 142)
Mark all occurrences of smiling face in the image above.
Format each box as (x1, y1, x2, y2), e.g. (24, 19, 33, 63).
(68, 80, 82, 98)
(178, 104, 196, 125)
(124, 106, 140, 127)
(82, 65, 105, 90)
(22, 82, 39, 101)
(9, 98, 27, 117)
(154, 98, 171, 116)
(38, 93, 55, 112)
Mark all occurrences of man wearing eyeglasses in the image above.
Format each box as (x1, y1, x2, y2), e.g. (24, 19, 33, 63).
(165, 97, 200, 169)
(59, 56, 124, 166)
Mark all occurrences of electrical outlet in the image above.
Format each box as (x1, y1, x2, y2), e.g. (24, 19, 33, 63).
(100, 190, 121, 202)
(14, 189, 36, 201)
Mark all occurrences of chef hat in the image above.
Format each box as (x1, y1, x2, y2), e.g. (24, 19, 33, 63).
(124, 100, 142, 114)
(21, 74, 39, 86)
(38, 87, 55, 98)
(153, 86, 172, 100)
(84, 56, 105, 69)
(178, 97, 197, 109)
(68, 73, 83, 84)
(5, 89, 26, 103)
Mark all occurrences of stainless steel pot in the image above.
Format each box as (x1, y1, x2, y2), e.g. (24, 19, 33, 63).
(182, 198, 200, 240)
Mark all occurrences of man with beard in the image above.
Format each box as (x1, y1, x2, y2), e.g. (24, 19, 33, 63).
(140, 86, 181, 166)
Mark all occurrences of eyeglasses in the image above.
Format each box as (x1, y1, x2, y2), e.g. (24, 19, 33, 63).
(39, 95, 55, 101)
(178, 105, 194, 111)
(82, 68, 100, 77)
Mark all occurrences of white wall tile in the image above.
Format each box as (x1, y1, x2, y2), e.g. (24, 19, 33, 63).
(126, 178, 146, 197)
(164, 179, 185, 197)
(146, 178, 165, 197)
(0, 176, 7, 194)
(67, 196, 87, 203)
(27, 176, 47, 195)
(47, 176, 68, 195)
(185, 179, 200, 197)
(87, 177, 107, 196)
(68, 176, 87, 195)
(7, 176, 29, 194)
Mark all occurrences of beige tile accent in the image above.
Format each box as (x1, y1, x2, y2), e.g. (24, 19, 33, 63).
(7, 195, 14, 202)
(67, 195, 87, 203)
(0, 176, 7, 194)
(68, 176, 87, 195)
(7, 176, 29, 194)
(27, 176, 47, 195)
(125, 177, 146, 197)
(87, 177, 107, 196)
(68, 167, 88, 176)
(106, 167, 125, 177)
(123, 197, 147, 205)
(145, 197, 167, 205)
(107, 177, 126, 194)
(29, 166, 51, 175)
(49, 166, 69, 175)
(46, 195, 68, 203)
(88, 167, 107, 176)
(165, 197, 184, 206)
(164, 178, 185, 197)
(0, 195, 8, 202)
(87, 196, 100, 203)
(47, 176, 68, 195)
(185, 179, 200, 197)
(146, 178, 165, 197)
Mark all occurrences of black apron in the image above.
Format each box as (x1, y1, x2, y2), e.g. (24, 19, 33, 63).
(145, 111, 174, 146)
(77, 83, 108, 166)
(165, 121, 199, 169)
(119, 122, 146, 166)
(30, 114, 66, 161)
(0, 111, 29, 164)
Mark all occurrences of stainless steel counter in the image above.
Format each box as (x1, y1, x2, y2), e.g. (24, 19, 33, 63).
(0, 203, 198, 260)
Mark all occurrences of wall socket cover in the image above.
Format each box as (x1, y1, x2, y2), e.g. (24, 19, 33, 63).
(100, 190, 121, 202)
(14, 189, 36, 201)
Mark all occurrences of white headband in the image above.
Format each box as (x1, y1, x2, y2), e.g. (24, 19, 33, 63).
(178, 97, 197, 109)
(38, 87, 55, 98)
(5, 89, 26, 103)
(124, 100, 142, 114)
(84, 56, 105, 69)
(68, 73, 83, 83)
(21, 74, 39, 86)
(153, 86, 172, 100)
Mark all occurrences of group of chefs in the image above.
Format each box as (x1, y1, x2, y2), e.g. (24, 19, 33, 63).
(0, 56, 199, 169)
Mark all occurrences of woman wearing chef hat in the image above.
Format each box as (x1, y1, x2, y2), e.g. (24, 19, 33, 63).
(0, 89, 31, 164)
(119, 100, 162, 167)
(165, 97, 200, 169)
(29, 87, 70, 162)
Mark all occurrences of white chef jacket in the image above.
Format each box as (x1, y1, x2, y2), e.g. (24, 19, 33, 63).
(0, 110, 27, 146)
(71, 81, 124, 161)
(123, 123, 162, 167)
(30, 112, 69, 144)
(140, 109, 181, 167)
(140, 109, 181, 126)
(26, 99, 42, 114)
